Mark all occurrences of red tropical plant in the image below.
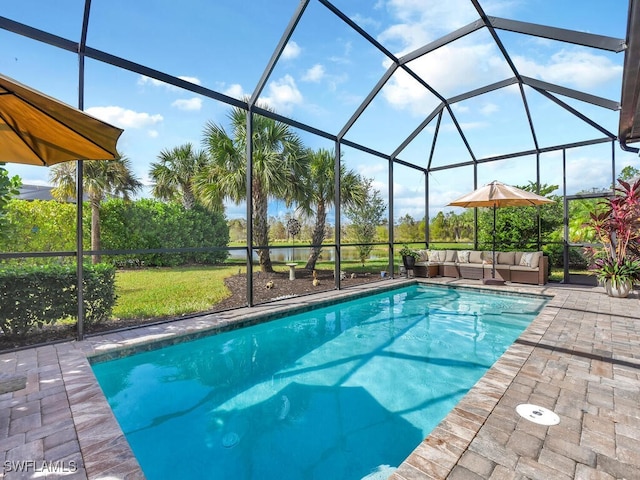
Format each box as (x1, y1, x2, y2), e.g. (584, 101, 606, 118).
(585, 178, 640, 287)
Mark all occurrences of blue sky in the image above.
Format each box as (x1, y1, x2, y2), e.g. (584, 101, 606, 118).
(1, 0, 638, 221)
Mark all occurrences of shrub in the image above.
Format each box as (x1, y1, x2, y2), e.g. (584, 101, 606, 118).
(100, 199, 229, 266)
(0, 263, 116, 338)
(0, 167, 21, 240)
(544, 244, 589, 269)
(0, 199, 82, 258)
(0, 198, 230, 267)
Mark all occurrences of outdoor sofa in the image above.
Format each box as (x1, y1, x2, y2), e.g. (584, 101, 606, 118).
(413, 249, 548, 285)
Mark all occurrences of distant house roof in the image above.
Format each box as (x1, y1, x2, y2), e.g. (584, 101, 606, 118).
(17, 184, 57, 201)
(16, 184, 89, 202)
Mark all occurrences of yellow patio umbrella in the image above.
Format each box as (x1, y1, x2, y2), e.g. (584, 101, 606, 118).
(448, 180, 553, 284)
(0, 72, 122, 165)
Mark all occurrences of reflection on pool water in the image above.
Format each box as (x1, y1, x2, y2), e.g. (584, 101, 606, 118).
(92, 284, 547, 480)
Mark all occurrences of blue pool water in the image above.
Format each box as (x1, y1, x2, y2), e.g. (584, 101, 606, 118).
(92, 285, 547, 480)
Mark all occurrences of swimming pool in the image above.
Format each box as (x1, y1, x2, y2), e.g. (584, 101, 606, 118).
(92, 284, 547, 479)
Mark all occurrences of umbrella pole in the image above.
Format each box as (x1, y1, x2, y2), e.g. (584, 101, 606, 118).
(492, 204, 496, 279)
(482, 204, 504, 286)
(76, 161, 84, 341)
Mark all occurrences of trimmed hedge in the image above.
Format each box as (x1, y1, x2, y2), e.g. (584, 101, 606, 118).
(0, 263, 116, 338)
(98, 199, 229, 266)
(0, 199, 80, 257)
(0, 198, 230, 267)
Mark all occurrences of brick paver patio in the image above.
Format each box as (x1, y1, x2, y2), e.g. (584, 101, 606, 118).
(1, 279, 639, 479)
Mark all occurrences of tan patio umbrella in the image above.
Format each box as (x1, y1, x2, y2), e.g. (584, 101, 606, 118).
(0, 72, 122, 165)
(448, 180, 553, 284)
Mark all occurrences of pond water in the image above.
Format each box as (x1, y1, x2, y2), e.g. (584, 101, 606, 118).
(229, 246, 387, 263)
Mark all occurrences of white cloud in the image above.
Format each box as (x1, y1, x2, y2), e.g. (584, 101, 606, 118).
(343, 41, 353, 58)
(327, 72, 350, 92)
(302, 64, 325, 83)
(382, 42, 510, 116)
(137, 76, 165, 88)
(371, 178, 388, 197)
(480, 102, 499, 115)
(262, 75, 303, 113)
(382, 68, 440, 116)
(177, 76, 201, 86)
(375, 1, 619, 104)
(17, 177, 50, 187)
(396, 197, 427, 219)
(327, 40, 355, 67)
(171, 97, 203, 111)
(456, 121, 488, 130)
(356, 162, 386, 177)
(351, 13, 381, 30)
(223, 83, 247, 99)
(137, 75, 202, 90)
(433, 120, 488, 134)
(282, 41, 301, 60)
(379, 23, 432, 55)
(513, 49, 623, 90)
(86, 106, 163, 129)
(148, 130, 159, 138)
(565, 155, 615, 192)
(379, 0, 481, 53)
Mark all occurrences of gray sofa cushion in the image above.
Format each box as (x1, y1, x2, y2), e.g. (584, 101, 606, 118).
(469, 250, 483, 264)
(497, 251, 516, 265)
(444, 249, 457, 262)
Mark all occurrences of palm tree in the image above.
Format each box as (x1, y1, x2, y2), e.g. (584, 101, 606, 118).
(150, 143, 209, 210)
(297, 148, 365, 270)
(49, 154, 142, 264)
(197, 105, 308, 273)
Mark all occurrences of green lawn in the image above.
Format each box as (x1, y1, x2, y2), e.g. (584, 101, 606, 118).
(112, 259, 394, 320)
(113, 265, 239, 319)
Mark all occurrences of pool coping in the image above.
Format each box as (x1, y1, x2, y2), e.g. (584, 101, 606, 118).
(3, 278, 635, 479)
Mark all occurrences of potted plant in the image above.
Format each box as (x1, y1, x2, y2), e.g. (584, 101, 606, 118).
(585, 178, 640, 297)
(591, 256, 640, 297)
(399, 244, 421, 270)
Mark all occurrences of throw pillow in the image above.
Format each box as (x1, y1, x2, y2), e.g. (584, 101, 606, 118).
(429, 250, 441, 262)
(458, 250, 471, 263)
(519, 252, 535, 267)
(528, 252, 541, 269)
